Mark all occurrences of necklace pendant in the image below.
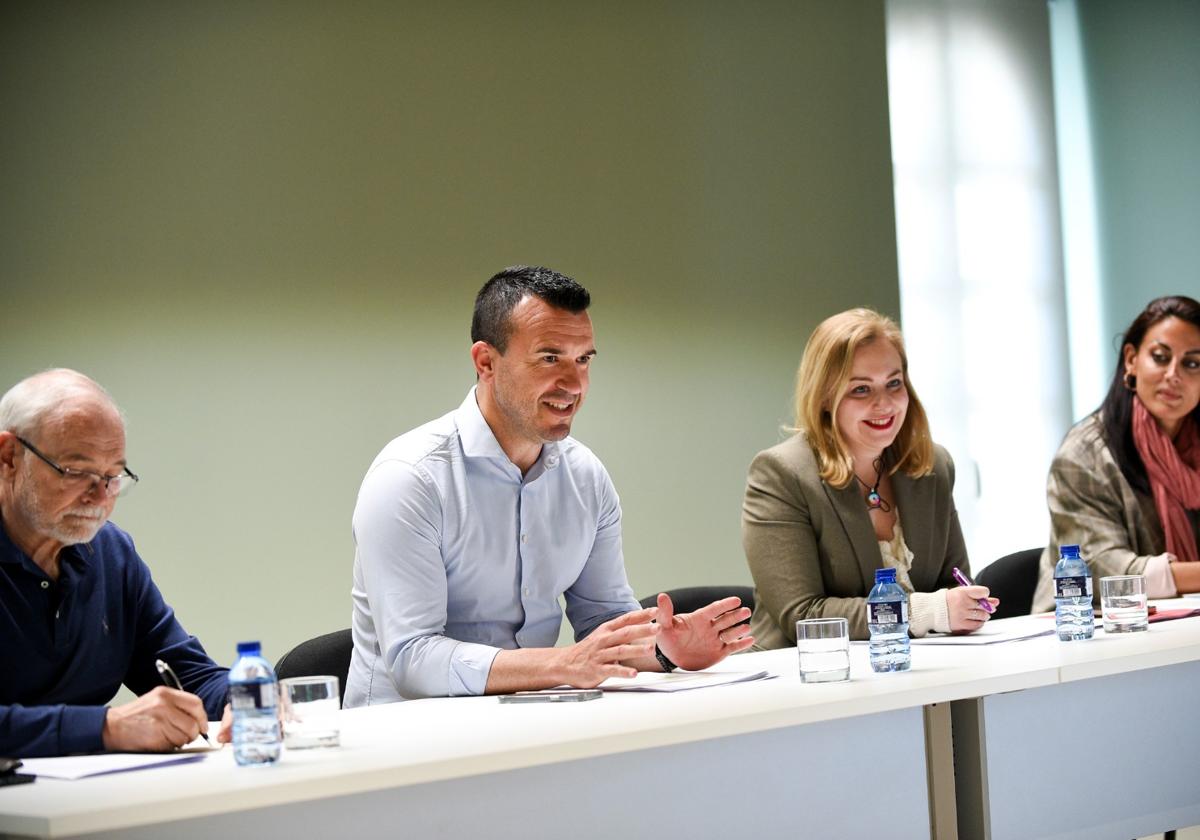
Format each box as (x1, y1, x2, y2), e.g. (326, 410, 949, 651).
(865, 490, 883, 510)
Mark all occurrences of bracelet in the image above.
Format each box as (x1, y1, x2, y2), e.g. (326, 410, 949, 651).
(654, 643, 677, 673)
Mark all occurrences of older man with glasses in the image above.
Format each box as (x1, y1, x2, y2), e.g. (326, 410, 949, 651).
(0, 369, 229, 757)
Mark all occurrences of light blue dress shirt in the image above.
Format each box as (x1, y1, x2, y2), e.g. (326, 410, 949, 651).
(344, 388, 639, 705)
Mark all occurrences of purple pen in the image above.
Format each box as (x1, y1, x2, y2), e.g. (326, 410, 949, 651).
(951, 567, 995, 613)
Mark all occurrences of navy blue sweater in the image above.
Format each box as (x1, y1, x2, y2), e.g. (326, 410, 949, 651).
(0, 519, 228, 757)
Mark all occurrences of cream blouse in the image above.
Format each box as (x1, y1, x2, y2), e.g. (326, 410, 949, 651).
(878, 516, 950, 637)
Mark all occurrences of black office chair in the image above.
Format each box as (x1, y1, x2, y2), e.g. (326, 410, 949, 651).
(975, 548, 1043, 619)
(638, 585, 755, 616)
(275, 629, 353, 703)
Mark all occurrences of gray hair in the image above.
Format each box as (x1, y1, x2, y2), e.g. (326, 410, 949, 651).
(0, 369, 123, 439)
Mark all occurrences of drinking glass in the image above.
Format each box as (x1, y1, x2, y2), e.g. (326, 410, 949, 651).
(796, 617, 850, 683)
(1100, 575, 1148, 633)
(281, 676, 341, 749)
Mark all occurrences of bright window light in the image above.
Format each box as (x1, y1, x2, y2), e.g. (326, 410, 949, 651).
(886, 0, 1072, 570)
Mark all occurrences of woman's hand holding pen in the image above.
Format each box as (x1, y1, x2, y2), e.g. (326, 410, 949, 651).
(947, 586, 999, 633)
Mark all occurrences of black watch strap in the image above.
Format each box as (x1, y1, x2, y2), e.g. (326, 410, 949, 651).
(654, 643, 677, 673)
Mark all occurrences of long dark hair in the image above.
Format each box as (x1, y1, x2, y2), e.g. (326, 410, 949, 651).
(1098, 295, 1200, 495)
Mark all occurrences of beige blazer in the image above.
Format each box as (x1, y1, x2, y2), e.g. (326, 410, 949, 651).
(742, 433, 968, 643)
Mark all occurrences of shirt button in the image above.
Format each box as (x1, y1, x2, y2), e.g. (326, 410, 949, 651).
(520, 534, 527, 544)
(547, 456, 559, 469)
(40, 581, 50, 590)
(523, 587, 530, 596)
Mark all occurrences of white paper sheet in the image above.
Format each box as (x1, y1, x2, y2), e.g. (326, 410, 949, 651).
(909, 625, 1054, 645)
(599, 670, 772, 692)
(19, 752, 206, 780)
(180, 731, 224, 752)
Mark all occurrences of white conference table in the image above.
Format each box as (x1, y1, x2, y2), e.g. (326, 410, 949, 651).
(949, 600, 1200, 840)
(2, 603, 1199, 840)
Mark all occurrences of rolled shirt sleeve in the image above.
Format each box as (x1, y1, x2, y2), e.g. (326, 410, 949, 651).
(909, 590, 952, 636)
(1142, 552, 1178, 599)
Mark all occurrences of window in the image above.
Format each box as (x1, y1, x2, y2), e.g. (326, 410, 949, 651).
(886, 0, 1072, 568)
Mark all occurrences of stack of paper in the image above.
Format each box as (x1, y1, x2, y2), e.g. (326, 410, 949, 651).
(599, 670, 773, 692)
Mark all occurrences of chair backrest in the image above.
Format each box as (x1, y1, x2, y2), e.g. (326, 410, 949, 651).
(275, 629, 353, 703)
(638, 585, 755, 616)
(975, 548, 1043, 619)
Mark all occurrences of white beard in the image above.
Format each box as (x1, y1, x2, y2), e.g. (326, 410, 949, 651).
(14, 462, 109, 546)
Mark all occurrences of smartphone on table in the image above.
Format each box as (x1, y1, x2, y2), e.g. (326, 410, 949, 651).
(498, 689, 603, 703)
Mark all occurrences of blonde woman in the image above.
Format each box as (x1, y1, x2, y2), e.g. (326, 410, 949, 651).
(742, 309, 997, 643)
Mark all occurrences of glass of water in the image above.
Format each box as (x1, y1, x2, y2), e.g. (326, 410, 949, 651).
(281, 676, 341, 749)
(1100, 575, 1148, 633)
(796, 617, 850, 683)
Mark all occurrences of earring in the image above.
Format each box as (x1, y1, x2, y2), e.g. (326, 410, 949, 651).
(1124, 373, 1137, 391)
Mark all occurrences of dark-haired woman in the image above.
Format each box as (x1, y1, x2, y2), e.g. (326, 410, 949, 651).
(1032, 295, 1200, 611)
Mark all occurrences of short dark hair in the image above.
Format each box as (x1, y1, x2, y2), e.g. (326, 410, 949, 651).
(1098, 294, 1200, 495)
(470, 265, 591, 352)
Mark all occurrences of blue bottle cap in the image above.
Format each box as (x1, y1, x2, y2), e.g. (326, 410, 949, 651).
(236, 641, 261, 655)
(1059, 544, 1081, 559)
(874, 567, 897, 584)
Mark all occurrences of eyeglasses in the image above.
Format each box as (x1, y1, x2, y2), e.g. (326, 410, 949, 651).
(14, 436, 139, 497)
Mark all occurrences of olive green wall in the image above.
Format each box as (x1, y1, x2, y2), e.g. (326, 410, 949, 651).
(1075, 0, 1200, 355)
(0, 1, 899, 665)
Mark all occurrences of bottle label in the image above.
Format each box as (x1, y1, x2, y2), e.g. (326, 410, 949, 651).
(1055, 576, 1092, 599)
(230, 682, 277, 711)
(868, 599, 908, 625)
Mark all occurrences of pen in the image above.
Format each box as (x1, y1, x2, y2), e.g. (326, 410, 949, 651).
(155, 659, 211, 745)
(951, 567, 995, 614)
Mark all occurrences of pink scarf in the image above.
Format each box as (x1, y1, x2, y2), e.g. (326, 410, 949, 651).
(1131, 397, 1200, 564)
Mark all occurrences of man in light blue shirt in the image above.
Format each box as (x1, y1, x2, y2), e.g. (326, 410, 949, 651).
(345, 266, 754, 704)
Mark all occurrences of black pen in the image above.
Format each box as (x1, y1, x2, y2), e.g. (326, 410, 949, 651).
(155, 658, 211, 745)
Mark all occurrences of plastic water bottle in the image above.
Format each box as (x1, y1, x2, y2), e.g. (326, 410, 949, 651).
(229, 641, 281, 765)
(1054, 544, 1094, 641)
(867, 567, 911, 672)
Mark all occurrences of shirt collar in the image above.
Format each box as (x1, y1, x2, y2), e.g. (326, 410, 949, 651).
(0, 509, 94, 571)
(0, 513, 22, 565)
(454, 386, 561, 471)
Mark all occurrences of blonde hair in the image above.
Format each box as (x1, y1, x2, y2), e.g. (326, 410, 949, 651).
(792, 308, 933, 487)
